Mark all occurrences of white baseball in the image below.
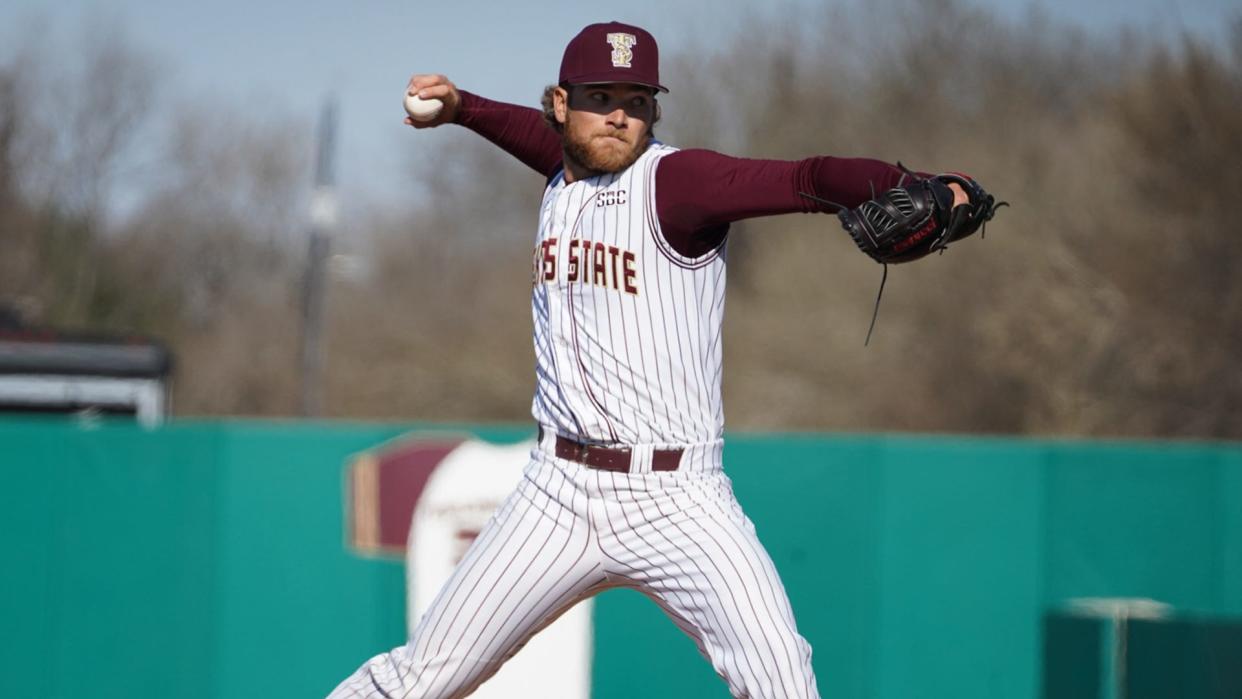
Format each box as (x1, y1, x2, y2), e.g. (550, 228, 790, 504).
(404, 92, 444, 122)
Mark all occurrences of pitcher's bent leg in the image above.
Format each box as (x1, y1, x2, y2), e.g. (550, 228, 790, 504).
(328, 457, 602, 699)
(605, 472, 819, 699)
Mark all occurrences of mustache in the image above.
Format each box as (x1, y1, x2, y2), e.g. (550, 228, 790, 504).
(594, 134, 631, 147)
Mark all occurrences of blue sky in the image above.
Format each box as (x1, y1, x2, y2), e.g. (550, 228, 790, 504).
(2, 0, 1236, 216)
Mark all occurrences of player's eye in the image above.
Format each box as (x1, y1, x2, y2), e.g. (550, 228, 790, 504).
(630, 96, 647, 108)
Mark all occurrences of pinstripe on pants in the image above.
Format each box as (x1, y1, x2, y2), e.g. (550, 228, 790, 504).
(327, 448, 819, 699)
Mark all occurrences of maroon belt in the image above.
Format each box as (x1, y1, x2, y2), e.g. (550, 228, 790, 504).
(547, 431, 683, 473)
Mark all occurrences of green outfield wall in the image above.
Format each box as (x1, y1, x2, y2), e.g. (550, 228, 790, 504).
(1, 418, 1239, 698)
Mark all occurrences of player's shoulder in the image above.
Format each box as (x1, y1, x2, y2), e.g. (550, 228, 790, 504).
(652, 147, 737, 179)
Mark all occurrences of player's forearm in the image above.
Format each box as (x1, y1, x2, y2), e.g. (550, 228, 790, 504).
(454, 91, 563, 177)
(657, 150, 909, 228)
(803, 156, 914, 212)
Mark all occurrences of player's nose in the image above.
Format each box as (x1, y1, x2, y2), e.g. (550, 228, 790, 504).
(605, 107, 628, 128)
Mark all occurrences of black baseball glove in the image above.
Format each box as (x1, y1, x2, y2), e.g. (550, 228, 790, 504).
(800, 167, 1007, 344)
(829, 168, 1006, 264)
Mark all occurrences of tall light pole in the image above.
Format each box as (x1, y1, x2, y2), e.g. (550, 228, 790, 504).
(300, 97, 337, 417)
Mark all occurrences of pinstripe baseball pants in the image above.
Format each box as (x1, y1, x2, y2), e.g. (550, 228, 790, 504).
(328, 446, 819, 699)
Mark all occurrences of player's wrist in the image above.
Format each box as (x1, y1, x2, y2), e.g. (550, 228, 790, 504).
(947, 182, 968, 208)
(448, 89, 480, 125)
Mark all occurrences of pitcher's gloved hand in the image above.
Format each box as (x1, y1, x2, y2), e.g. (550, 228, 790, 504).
(837, 168, 1007, 264)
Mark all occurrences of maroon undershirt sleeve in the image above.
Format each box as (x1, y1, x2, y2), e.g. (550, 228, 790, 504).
(654, 149, 914, 257)
(451, 95, 916, 257)
(453, 90, 563, 178)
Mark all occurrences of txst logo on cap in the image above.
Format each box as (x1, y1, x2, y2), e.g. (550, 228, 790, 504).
(559, 21, 668, 92)
(606, 32, 637, 68)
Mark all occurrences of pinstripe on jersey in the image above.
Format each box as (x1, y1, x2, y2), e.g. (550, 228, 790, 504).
(531, 144, 728, 450)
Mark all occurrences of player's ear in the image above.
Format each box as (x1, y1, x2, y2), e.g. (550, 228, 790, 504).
(553, 86, 570, 125)
(653, 99, 661, 125)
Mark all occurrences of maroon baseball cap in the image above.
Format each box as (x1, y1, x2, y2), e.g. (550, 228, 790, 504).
(559, 21, 668, 93)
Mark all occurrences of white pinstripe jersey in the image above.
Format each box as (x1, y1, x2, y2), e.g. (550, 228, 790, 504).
(531, 143, 727, 449)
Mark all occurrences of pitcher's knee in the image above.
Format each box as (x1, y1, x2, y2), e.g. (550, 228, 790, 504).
(723, 635, 818, 699)
(730, 668, 819, 699)
(327, 644, 492, 699)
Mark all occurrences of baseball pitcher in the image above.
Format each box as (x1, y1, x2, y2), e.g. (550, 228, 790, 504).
(330, 20, 1002, 699)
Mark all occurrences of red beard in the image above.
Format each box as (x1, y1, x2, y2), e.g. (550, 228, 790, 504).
(562, 119, 649, 176)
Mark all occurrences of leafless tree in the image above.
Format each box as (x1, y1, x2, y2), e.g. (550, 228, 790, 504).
(5, 2, 1239, 436)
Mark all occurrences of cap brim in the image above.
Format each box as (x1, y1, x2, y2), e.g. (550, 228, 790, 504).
(564, 74, 669, 93)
